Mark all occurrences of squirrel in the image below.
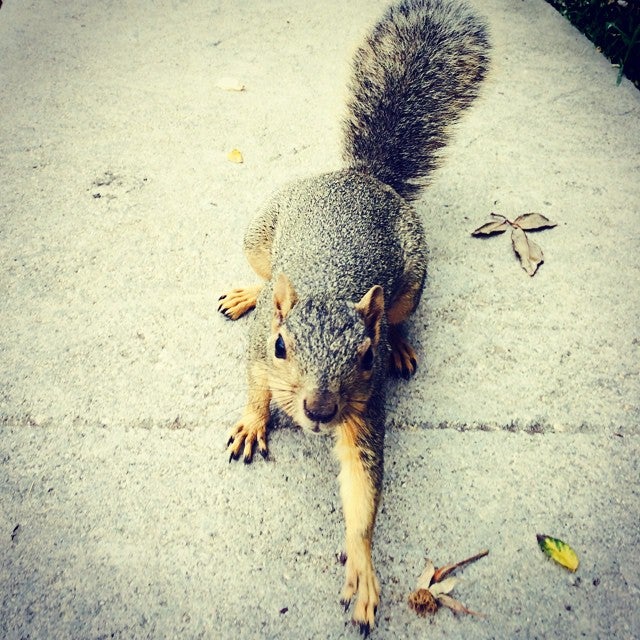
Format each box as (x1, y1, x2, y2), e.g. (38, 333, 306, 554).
(218, 0, 489, 635)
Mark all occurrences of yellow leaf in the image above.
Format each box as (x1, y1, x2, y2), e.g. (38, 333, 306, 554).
(227, 148, 244, 164)
(537, 534, 579, 572)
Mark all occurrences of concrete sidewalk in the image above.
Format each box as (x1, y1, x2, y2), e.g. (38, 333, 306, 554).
(2, 426, 638, 639)
(1, 0, 638, 638)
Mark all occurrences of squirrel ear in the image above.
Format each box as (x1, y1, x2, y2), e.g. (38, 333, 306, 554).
(273, 272, 297, 323)
(355, 285, 385, 345)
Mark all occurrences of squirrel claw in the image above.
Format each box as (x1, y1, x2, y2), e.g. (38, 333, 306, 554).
(357, 622, 371, 638)
(217, 285, 262, 320)
(218, 305, 232, 320)
(400, 358, 417, 379)
(389, 330, 418, 378)
(227, 435, 242, 462)
(227, 415, 268, 464)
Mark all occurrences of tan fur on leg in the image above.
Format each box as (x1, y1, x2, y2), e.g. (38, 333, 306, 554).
(335, 415, 381, 634)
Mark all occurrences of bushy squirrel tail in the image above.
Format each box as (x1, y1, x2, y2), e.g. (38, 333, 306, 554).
(342, 0, 490, 201)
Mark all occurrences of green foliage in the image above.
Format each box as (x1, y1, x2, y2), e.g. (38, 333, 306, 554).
(546, 0, 640, 88)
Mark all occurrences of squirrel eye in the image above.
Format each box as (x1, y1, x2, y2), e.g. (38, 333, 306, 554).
(361, 345, 374, 371)
(275, 334, 287, 359)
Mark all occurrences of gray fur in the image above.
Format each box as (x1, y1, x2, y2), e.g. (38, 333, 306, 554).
(245, 169, 423, 387)
(343, 0, 490, 200)
(245, 170, 410, 393)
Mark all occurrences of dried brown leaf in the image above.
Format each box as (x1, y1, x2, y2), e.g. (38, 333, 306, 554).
(513, 212, 557, 231)
(408, 588, 439, 616)
(472, 219, 509, 237)
(433, 549, 490, 582)
(527, 235, 544, 267)
(416, 559, 436, 589)
(511, 226, 543, 276)
(429, 577, 458, 597)
(437, 594, 484, 617)
(411, 550, 488, 620)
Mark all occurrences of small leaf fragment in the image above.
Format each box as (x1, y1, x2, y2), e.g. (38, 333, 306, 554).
(432, 562, 458, 583)
(216, 77, 246, 91)
(429, 577, 458, 597)
(511, 226, 544, 276)
(537, 534, 580, 572)
(437, 594, 484, 617)
(416, 559, 436, 590)
(513, 212, 557, 231)
(227, 148, 244, 164)
(472, 219, 509, 237)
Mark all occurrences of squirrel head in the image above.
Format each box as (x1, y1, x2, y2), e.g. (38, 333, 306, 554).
(267, 272, 385, 435)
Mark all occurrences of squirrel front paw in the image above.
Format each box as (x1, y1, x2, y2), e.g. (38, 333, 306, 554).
(340, 556, 380, 637)
(227, 413, 268, 463)
(218, 284, 263, 321)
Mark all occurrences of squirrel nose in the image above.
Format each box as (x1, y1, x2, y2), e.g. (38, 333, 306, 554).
(303, 390, 338, 424)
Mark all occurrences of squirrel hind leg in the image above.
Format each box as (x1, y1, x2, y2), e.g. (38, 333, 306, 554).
(243, 197, 278, 280)
(335, 421, 381, 635)
(245, 245, 271, 281)
(218, 284, 263, 320)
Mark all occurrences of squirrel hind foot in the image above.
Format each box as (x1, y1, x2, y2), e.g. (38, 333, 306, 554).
(340, 544, 380, 634)
(388, 325, 418, 378)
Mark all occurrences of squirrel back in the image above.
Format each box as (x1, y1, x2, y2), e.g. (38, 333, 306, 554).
(343, 0, 489, 200)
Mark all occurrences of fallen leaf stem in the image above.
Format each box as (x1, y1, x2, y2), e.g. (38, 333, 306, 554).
(433, 549, 489, 582)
